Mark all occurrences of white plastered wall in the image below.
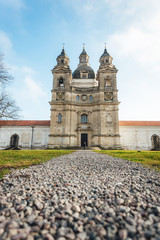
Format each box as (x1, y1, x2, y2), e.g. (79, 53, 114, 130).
(0, 126, 50, 150)
(119, 125, 160, 150)
(0, 124, 160, 150)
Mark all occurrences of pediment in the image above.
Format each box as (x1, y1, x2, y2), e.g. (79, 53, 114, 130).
(53, 66, 71, 74)
(99, 65, 117, 73)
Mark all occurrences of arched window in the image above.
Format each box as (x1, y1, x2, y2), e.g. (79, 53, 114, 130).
(58, 113, 62, 123)
(76, 95, 79, 101)
(89, 95, 93, 101)
(105, 76, 112, 88)
(151, 134, 160, 150)
(59, 77, 64, 87)
(81, 114, 88, 123)
(10, 134, 19, 148)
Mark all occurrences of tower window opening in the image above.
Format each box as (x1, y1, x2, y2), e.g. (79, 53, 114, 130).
(105, 82, 110, 88)
(58, 113, 62, 123)
(76, 95, 80, 101)
(61, 59, 64, 63)
(105, 77, 112, 88)
(81, 114, 88, 123)
(80, 71, 88, 79)
(82, 57, 85, 63)
(59, 77, 64, 87)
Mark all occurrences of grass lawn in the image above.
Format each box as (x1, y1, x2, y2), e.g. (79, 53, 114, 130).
(0, 150, 74, 179)
(95, 150, 160, 171)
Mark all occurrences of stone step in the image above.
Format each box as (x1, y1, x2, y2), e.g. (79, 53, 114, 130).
(87, 147, 101, 150)
(80, 147, 101, 150)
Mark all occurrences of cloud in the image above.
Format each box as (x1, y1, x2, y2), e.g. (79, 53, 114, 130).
(0, 31, 12, 54)
(9, 65, 47, 104)
(0, 0, 25, 10)
(22, 66, 37, 75)
(66, 0, 102, 19)
(8, 64, 49, 119)
(22, 67, 46, 102)
(24, 76, 46, 102)
(108, 1, 160, 73)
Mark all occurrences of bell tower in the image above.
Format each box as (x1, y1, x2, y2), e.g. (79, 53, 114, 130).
(48, 47, 73, 148)
(96, 45, 121, 149)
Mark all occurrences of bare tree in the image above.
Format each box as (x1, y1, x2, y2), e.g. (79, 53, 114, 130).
(0, 54, 20, 119)
(0, 54, 13, 85)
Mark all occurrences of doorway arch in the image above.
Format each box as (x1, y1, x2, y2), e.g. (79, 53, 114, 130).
(151, 134, 160, 150)
(10, 134, 19, 148)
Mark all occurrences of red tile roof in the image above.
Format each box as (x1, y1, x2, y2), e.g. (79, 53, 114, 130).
(0, 120, 50, 126)
(119, 121, 160, 126)
(0, 120, 160, 126)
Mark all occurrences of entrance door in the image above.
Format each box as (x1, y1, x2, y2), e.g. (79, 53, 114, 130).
(81, 133, 88, 147)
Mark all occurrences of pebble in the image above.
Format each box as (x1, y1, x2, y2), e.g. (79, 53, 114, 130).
(45, 233, 55, 240)
(11, 232, 27, 240)
(118, 229, 128, 239)
(0, 151, 160, 239)
(72, 203, 81, 212)
(116, 198, 124, 205)
(34, 199, 43, 210)
(77, 231, 87, 240)
(26, 235, 34, 240)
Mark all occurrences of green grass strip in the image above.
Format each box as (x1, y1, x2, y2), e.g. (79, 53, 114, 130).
(0, 150, 74, 179)
(94, 150, 160, 171)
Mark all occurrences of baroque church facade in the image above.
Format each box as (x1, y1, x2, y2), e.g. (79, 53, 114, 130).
(48, 46, 121, 149)
(0, 47, 160, 150)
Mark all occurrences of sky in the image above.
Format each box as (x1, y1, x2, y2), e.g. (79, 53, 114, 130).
(0, 0, 160, 121)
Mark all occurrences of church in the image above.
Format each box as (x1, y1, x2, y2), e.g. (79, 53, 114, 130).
(48, 46, 121, 149)
(0, 47, 160, 150)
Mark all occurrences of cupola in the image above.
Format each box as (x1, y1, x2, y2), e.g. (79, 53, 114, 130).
(99, 45, 113, 66)
(73, 46, 95, 79)
(78, 46, 89, 66)
(56, 47, 70, 66)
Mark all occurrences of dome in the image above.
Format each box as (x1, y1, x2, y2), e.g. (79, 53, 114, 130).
(73, 46, 95, 79)
(72, 64, 95, 79)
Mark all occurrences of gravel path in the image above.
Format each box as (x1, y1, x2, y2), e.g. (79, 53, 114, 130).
(0, 150, 160, 240)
